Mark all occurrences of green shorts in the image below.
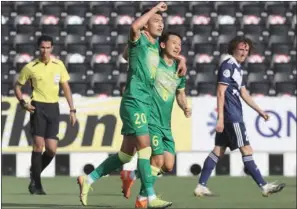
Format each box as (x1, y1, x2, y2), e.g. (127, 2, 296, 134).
(120, 98, 150, 136)
(149, 125, 175, 156)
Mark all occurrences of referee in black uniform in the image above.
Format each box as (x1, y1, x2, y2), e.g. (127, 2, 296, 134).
(14, 35, 77, 195)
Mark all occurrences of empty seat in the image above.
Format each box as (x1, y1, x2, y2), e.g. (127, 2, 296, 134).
(197, 83, 217, 96)
(16, 25, 37, 36)
(249, 82, 270, 95)
(66, 25, 87, 36)
(273, 63, 294, 73)
(241, 2, 265, 16)
(274, 72, 296, 95)
(68, 63, 89, 73)
(41, 2, 64, 16)
(195, 63, 217, 73)
(65, 2, 89, 17)
(191, 2, 213, 15)
(247, 63, 267, 73)
(91, 2, 113, 16)
(91, 25, 112, 36)
(41, 25, 61, 38)
(266, 2, 287, 16)
(16, 3, 39, 16)
(69, 83, 88, 95)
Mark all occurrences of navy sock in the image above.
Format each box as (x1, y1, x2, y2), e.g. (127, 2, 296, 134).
(243, 155, 267, 187)
(198, 151, 219, 186)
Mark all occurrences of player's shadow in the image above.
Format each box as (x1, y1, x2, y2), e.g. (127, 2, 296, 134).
(2, 203, 111, 208)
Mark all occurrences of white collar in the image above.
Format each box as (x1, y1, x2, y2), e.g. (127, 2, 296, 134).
(230, 56, 241, 68)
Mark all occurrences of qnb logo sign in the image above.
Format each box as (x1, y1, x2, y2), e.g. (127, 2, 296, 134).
(207, 109, 217, 136)
(255, 110, 296, 138)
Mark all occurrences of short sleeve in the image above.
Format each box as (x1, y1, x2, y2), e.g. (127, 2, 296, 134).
(60, 62, 70, 83)
(217, 62, 233, 85)
(17, 66, 30, 85)
(177, 76, 186, 90)
(128, 31, 143, 47)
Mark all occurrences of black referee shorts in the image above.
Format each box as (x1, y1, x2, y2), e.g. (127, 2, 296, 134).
(30, 101, 60, 140)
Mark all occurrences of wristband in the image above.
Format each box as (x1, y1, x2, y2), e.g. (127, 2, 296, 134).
(70, 109, 76, 113)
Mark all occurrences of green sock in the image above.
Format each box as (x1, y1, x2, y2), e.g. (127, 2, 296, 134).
(89, 153, 123, 182)
(139, 166, 160, 196)
(137, 148, 155, 197)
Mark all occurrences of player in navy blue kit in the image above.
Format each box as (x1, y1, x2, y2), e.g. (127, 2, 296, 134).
(194, 37, 285, 197)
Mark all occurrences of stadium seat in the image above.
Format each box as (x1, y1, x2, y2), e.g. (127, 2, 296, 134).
(16, 25, 37, 36)
(216, 2, 237, 16)
(274, 72, 296, 96)
(41, 2, 65, 16)
(246, 63, 267, 73)
(66, 25, 87, 36)
(197, 83, 217, 96)
(272, 63, 294, 74)
(65, 2, 89, 17)
(91, 25, 112, 36)
(68, 63, 89, 74)
(91, 2, 113, 17)
(69, 83, 88, 95)
(15, 2, 39, 16)
(195, 63, 217, 73)
(191, 2, 214, 15)
(1, 2, 14, 18)
(167, 4, 188, 17)
(249, 82, 271, 96)
(266, 2, 287, 16)
(247, 72, 270, 91)
(41, 25, 61, 39)
(241, 2, 265, 16)
(92, 63, 114, 74)
(269, 24, 290, 36)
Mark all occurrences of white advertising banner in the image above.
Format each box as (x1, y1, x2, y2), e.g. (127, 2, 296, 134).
(192, 97, 296, 152)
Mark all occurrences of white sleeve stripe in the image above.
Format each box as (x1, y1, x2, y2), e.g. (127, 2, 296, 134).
(218, 82, 229, 85)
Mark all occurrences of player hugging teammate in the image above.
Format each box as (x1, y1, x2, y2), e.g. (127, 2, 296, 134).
(77, 2, 187, 209)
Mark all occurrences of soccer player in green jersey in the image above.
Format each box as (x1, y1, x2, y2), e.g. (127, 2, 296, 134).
(77, 2, 186, 208)
(120, 32, 191, 208)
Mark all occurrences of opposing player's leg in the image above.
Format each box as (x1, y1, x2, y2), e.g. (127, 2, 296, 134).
(232, 123, 286, 197)
(194, 130, 228, 197)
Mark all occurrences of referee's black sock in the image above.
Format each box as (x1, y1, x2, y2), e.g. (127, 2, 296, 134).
(41, 151, 54, 172)
(31, 151, 42, 188)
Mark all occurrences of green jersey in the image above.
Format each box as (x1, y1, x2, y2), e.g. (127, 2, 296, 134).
(122, 32, 160, 104)
(149, 57, 186, 130)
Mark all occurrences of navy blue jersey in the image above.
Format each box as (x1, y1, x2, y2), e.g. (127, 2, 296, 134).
(217, 57, 245, 123)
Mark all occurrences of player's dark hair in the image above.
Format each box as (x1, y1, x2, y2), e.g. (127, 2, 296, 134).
(141, 8, 162, 16)
(159, 31, 182, 45)
(228, 36, 253, 55)
(159, 31, 182, 55)
(37, 35, 54, 47)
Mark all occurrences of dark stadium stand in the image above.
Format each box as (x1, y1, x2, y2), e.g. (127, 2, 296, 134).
(1, 1, 296, 97)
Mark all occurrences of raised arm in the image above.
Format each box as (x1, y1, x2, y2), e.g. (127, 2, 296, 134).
(240, 86, 269, 120)
(130, 2, 167, 42)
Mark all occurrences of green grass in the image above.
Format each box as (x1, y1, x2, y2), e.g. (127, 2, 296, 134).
(2, 176, 296, 209)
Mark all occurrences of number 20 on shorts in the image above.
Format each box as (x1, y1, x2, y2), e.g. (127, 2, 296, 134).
(134, 113, 147, 126)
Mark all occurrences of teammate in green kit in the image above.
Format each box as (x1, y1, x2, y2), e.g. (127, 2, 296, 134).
(77, 2, 186, 208)
(121, 32, 191, 208)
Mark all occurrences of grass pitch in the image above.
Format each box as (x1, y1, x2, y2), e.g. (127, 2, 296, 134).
(2, 176, 296, 209)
